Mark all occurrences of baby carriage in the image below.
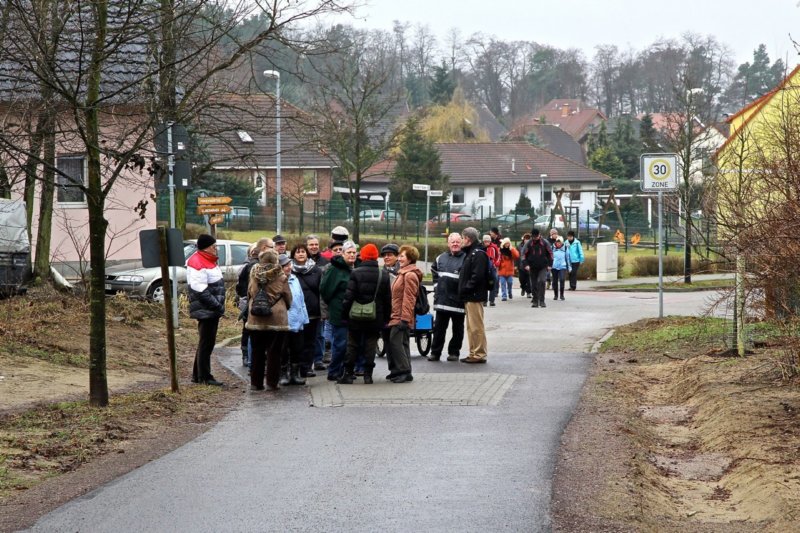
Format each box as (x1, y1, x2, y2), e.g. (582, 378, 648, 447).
(376, 313, 433, 358)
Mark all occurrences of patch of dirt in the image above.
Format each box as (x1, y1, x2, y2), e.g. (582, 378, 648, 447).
(553, 319, 800, 532)
(0, 287, 246, 531)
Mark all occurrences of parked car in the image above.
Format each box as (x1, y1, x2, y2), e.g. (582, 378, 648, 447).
(225, 206, 252, 230)
(533, 214, 565, 230)
(355, 208, 402, 222)
(577, 216, 610, 231)
(427, 212, 474, 226)
(104, 239, 250, 302)
(495, 213, 532, 226)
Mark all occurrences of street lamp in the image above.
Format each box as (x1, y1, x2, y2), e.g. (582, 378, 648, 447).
(264, 69, 282, 233)
(540, 174, 547, 215)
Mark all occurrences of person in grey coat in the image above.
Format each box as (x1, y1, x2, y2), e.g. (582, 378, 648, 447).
(429, 232, 466, 362)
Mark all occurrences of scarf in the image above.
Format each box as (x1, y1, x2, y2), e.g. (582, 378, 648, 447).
(292, 258, 317, 275)
(187, 249, 218, 270)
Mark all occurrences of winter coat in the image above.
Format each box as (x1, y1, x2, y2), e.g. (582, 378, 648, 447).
(498, 246, 519, 277)
(287, 274, 310, 332)
(309, 252, 328, 267)
(567, 238, 585, 264)
(187, 250, 226, 320)
(458, 241, 489, 303)
(292, 261, 322, 319)
(341, 260, 392, 331)
(522, 237, 553, 271)
(431, 250, 465, 314)
(485, 242, 501, 267)
(236, 257, 258, 299)
(245, 262, 293, 331)
(319, 255, 352, 327)
(389, 264, 423, 328)
(551, 245, 571, 271)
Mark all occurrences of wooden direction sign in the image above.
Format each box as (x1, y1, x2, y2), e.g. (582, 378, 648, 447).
(208, 215, 225, 225)
(196, 205, 232, 215)
(197, 196, 233, 205)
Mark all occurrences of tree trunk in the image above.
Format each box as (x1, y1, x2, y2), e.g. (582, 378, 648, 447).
(176, 189, 186, 231)
(0, 162, 10, 199)
(22, 119, 44, 243)
(86, 1, 109, 407)
(735, 254, 746, 357)
(33, 122, 55, 282)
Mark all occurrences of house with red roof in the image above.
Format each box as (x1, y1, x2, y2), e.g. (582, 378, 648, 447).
(509, 99, 606, 149)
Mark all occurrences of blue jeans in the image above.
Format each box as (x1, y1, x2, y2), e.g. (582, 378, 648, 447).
(326, 324, 348, 379)
(499, 275, 514, 299)
(314, 320, 325, 364)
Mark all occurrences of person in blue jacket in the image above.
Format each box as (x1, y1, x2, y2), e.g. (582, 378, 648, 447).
(281, 254, 310, 386)
(551, 236, 571, 301)
(566, 230, 585, 291)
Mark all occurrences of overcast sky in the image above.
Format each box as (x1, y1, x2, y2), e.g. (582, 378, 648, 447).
(327, 0, 799, 66)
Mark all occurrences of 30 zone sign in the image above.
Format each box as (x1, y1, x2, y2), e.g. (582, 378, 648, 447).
(640, 153, 678, 191)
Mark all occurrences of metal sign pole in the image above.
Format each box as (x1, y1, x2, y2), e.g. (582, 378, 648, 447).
(658, 191, 664, 318)
(424, 192, 430, 274)
(167, 123, 178, 325)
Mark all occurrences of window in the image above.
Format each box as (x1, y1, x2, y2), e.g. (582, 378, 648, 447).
(478, 187, 486, 198)
(57, 156, 86, 204)
(543, 188, 552, 203)
(451, 187, 465, 205)
(231, 244, 249, 266)
(216, 244, 227, 266)
(302, 170, 317, 194)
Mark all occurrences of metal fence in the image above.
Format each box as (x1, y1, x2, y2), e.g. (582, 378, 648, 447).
(156, 192, 719, 254)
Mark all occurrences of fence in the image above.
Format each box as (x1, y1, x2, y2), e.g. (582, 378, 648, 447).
(156, 192, 720, 255)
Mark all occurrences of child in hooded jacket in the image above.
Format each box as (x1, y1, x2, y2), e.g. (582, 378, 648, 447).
(551, 236, 571, 301)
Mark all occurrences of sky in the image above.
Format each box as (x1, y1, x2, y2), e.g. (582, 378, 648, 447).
(324, 0, 800, 67)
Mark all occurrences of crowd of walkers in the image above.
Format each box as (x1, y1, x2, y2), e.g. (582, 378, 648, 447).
(185, 223, 585, 389)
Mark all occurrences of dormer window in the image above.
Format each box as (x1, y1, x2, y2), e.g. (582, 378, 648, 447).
(237, 130, 254, 143)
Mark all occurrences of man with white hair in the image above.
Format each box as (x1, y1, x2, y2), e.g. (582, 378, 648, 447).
(429, 233, 466, 362)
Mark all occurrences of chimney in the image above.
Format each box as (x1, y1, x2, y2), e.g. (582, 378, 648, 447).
(561, 104, 570, 117)
(511, 158, 516, 173)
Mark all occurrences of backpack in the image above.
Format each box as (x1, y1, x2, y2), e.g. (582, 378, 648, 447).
(250, 285, 275, 317)
(414, 282, 430, 315)
(476, 249, 496, 290)
(349, 269, 382, 321)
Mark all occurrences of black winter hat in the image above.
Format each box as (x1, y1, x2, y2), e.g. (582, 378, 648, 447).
(380, 243, 399, 255)
(197, 234, 216, 250)
(273, 234, 287, 244)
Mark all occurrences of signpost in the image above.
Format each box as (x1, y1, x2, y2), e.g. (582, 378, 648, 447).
(196, 197, 232, 236)
(413, 184, 442, 273)
(641, 153, 678, 318)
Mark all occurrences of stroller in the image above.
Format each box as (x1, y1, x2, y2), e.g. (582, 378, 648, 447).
(376, 313, 433, 358)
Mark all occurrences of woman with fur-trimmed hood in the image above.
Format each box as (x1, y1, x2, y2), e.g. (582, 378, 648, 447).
(246, 249, 292, 390)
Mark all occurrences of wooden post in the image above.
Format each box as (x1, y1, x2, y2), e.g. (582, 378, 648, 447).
(158, 226, 180, 394)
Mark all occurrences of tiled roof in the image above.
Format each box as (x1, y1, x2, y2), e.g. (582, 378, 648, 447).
(523, 125, 586, 165)
(363, 142, 609, 185)
(474, 104, 508, 142)
(0, 4, 155, 103)
(193, 93, 332, 169)
(510, 99, 605, 140)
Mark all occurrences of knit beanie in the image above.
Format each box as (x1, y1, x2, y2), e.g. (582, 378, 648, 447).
(197, 234, 216, 250)
(360, 243, 379, 261)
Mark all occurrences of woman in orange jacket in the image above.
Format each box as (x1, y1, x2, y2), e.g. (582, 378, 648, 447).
(498, 237, 520, 302)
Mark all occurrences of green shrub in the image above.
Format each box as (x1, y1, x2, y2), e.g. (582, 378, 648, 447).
(630, 255, 712, 277)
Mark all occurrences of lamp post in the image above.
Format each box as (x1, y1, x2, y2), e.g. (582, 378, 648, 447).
(540, 173, 547, 215)
(264, 69, 282, 233)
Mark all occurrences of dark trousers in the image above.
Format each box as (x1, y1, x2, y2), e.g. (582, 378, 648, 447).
(569, 262, 580, 289)
(283, 320, 318, 368)
(552, 268, 566, 298)
(529, 268, 548, 305)
(431, 309, 465, 357)
(193, 317, 220, 382)
(250, 330, 285, 388)
(388, 325, 412, 376)
(519, 267, 530, 294)
(303, 318, 320, 368)
(240, 324, 250, 351)
(345, 330, 378, 374)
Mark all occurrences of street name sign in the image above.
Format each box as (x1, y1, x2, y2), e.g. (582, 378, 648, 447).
(412, 183, 430, 191)
(208, 215, 225, 225)
(640, 153, 678, 191)
(197, 196, 233, 205)
(429, 190, 443, 197)
(196, 205, 232, 215)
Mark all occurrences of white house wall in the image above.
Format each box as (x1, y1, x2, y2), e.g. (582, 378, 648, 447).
(451, 184, 599, 217)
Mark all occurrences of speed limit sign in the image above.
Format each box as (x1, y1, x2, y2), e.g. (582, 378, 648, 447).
(640, 153, 678, 191)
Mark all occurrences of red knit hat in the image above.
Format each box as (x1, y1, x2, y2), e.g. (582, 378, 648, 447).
(360, 243, 379, 261)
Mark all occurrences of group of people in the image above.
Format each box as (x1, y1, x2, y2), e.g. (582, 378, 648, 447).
(185, 222, 585, 389)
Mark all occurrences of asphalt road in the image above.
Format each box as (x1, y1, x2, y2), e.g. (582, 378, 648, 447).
(27, 287, 716, 533)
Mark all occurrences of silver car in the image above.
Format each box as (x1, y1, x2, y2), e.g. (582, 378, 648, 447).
(104, 239, 251, 301)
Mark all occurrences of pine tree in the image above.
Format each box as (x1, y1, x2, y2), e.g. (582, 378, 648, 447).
(514, 192, 533, 216)
(390, 116, 449, 207)
(429, 61, 455, 106)
(588, 146, 626, 180)
(611, 116, 640, 179)
(639, 113, 661, 153)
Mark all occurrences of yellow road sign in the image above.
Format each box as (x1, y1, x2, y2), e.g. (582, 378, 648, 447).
(197, 196, 233, 205)
(196, 205, 232, 215)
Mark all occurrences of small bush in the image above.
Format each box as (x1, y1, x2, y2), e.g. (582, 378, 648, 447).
(630, 256, 712, 277)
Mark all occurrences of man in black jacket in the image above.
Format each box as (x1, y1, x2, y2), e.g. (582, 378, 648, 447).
(522, 228, 553, 308)
(430, 232, 466, 362)
(458, 227, 489, 364)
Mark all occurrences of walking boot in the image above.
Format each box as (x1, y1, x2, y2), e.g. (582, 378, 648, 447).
(337, 372, 355, 384)
(279, 365, 291, 386)
(241, 346, 249, 367)
(363, 364, 374, 384)
(289, 364, 306, 386)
